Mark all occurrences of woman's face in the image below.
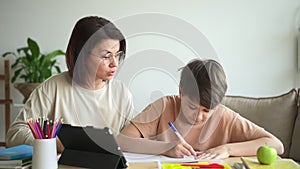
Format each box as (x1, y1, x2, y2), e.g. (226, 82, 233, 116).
(180, 94, 213, 125)
(87, 39, 121, 82)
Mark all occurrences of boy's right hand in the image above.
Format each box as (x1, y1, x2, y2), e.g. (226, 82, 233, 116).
(164, 140, 197, 158)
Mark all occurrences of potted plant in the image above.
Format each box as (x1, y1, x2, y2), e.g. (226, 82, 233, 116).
(2, 37, 65, 103)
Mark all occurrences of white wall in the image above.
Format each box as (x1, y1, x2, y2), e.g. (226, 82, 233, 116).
(0, 0, 299, 142)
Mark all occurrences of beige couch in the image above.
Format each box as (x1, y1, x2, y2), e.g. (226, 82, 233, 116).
(222, 89, 300, 162)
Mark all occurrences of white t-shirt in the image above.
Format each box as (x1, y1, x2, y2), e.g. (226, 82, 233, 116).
(6, 72, 134, 147)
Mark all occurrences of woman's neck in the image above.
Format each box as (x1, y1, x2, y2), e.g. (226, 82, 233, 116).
(77, 80, 107, 90)
(94, 80, 106, 89)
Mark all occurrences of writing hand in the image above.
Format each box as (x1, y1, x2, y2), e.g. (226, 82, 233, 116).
(164, 140, 197, 158)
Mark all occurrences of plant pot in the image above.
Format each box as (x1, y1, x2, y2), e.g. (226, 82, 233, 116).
(14, 83, 40, 103)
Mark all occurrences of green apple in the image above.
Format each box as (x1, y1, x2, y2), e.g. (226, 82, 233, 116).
(257, 145, 277, 165)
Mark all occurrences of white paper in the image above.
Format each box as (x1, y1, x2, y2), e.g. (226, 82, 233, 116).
(123, 152, 224, 164)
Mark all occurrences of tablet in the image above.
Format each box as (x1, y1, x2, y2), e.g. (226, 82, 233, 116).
(58, 124, 127, 169)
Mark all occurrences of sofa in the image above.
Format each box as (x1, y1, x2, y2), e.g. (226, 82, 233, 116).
(222, 88, 300, 162)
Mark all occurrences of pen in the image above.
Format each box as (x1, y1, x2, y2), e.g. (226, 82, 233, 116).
(168, 121, 186, 142)
(240, 157, 250, 169)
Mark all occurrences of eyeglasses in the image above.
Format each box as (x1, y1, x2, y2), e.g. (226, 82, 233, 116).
(91, 51, 125, 65)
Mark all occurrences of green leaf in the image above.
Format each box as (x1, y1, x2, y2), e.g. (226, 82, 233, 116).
(42, 69, 51, 79)
(11, 68, 23, 83)
(44, 50, 65, 62)
(27, 38, 40, 59)
(11, 58, 22, 69)
(2, 52, 16, 58)
(55, 66, 61, 73)
(11, 75, 17, 83)
(16, 47, 29, 59)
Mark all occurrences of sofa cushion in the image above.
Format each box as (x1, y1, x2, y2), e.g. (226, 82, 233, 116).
(222, 89, 298, 158)
(289, 90, 300, 162)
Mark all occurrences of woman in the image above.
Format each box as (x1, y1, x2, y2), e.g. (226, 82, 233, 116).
(6, 16, 134, 152)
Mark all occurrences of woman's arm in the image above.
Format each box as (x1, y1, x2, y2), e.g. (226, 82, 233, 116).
(6, 87, 53, 147)
(6, 110, 34, 147)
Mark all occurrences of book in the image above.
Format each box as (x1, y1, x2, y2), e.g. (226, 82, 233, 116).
(0, 157, 31, 166)
(242, 157, 300, 169)
(0, 145, 33, 160)
(0, 163, 31, 169)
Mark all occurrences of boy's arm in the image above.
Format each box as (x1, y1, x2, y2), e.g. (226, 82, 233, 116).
(116, 123, 174, 155)
(197, 134, 284, 159)
(117, 123, 196, 157)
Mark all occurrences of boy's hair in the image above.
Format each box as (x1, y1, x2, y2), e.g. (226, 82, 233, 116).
(179, 59, 227, 109)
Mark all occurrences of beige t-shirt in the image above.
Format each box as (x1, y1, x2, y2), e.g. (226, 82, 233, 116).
(131, 95, 269, 151)
(6, 72, 134, 147)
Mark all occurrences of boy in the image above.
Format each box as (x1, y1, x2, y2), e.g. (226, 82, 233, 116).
(117, 59, 284, 159)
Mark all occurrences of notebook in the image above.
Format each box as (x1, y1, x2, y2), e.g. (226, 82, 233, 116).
(0, 157, 31, 166)
(58, 124, 127, 169)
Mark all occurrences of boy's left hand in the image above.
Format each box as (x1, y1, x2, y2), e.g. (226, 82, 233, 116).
(195, 145, 229, 159)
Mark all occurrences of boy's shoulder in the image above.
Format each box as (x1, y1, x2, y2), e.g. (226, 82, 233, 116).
(214, 104, 242, 122)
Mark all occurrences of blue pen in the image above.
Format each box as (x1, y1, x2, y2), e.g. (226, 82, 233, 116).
(168, 121, 186, 142)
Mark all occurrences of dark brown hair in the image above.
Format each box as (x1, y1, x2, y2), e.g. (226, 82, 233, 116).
(65, 16, 126, 77)
(179, 59, 227, 109)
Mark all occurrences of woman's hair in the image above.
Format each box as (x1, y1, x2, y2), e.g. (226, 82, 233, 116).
(66, 16, 126, 77)
(179, 59, 227, 109)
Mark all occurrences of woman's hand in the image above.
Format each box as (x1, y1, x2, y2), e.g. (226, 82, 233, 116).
(163, 140, 197, 158)
(196, 145, 230, 160)
(56, 137, 65, 153)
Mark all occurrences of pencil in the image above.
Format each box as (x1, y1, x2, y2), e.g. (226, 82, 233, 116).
(36, 120, 45, 139)
(41, 117, 45, 131)
(47, 121, 51, 138)
(27, 119, 39, 139)
(54, 121, 63, 138)
(241, 157, 250, 169)
(51, 120, 57, 138)
(34, 122, 43, 139)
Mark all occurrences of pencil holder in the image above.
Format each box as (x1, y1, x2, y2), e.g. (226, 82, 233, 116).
(32, 138, 57, 169)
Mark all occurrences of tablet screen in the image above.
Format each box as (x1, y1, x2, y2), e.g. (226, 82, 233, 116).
(58, 124, 123, 156)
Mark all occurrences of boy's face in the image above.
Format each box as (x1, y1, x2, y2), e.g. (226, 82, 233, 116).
(180, 94, 213, 125)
